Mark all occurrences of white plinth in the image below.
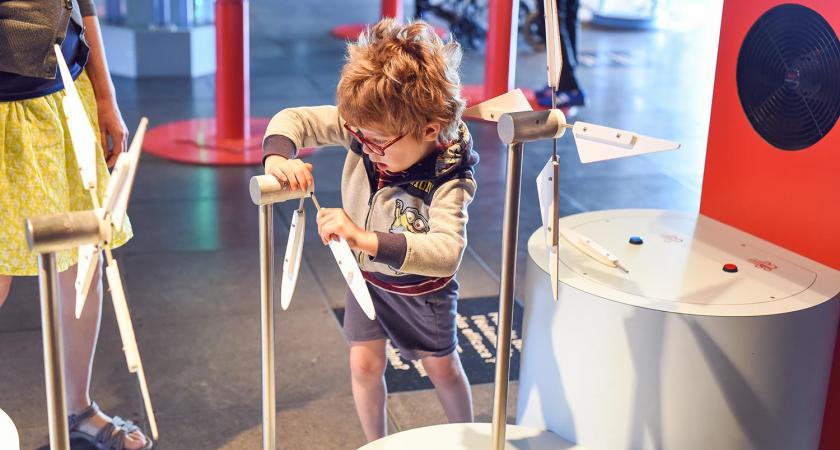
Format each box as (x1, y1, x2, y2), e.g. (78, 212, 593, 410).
(358, 423, 584, 450)
(517, 209, 840, 450)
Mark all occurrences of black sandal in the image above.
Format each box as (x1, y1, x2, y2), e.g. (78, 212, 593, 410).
(68, 402, 153, 450)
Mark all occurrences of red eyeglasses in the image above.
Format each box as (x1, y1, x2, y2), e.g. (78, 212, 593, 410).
(343, 123, 405, 156)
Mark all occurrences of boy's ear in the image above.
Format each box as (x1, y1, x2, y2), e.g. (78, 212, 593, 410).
(422, 123, 442, 142)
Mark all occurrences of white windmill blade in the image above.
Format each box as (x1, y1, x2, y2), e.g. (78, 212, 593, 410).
(572, 121, 681, 163)
(74, 244, 101, 318)
(280, 206, 306, 310)
(102, 155, 129, 217)
(536, 159, 560, 248)
(108, 118, 148, 232)
(54, 45, 97, 191)
(463, 89, 533, 122)
(536, 158, 561, 301)
(329, 238, 376, 320)
(543, 0, 563, 89)
(105, 259, 159, 439)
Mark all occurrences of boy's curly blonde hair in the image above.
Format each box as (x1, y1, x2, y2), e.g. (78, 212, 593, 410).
(336, 19, 466, 144)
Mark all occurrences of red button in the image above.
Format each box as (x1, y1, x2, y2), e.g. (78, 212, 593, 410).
(723, 264, 738, 273)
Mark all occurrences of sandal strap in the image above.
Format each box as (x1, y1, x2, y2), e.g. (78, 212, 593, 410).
(94, 422, 126, 450)
(94, 415, 146, 450)
(111, 416, 141, 434)
(68, 401, 101, 431)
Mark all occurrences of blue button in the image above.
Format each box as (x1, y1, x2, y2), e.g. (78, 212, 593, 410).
(629, 236, 643, 245)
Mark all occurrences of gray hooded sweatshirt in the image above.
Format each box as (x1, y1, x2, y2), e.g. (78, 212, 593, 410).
(263, 105, 478, 295)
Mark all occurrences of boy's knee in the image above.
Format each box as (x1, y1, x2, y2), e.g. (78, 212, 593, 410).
(425, 359, 463, 385)
(350, 353, 386, 380)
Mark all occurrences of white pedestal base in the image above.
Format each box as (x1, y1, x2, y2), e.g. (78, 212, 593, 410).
(517, 209, 840, 450)
(358, 423, 583, 450)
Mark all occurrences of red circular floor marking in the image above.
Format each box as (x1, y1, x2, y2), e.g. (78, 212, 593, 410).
(144, 117, 318, 165)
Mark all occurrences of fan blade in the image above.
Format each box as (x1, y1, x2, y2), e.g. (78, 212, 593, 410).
(536, 158, 561, 301)
(536, 158, 560, 249)
(549, 245, 560, 302)
(572, 121, 680, 163)
(135, 365, 159, 440)
(74, 244, 100, 318)
(280, 208, 306, 310)
(54, 45, 98, 192)
(544, 0, 563, 89)
(102, 155, 130, 218)
(109, 118, 148, 231)
(105, 260, 159, 440)
(105, 261, 140, 371)
(328, 238, 376, 320)
(463, 89, 533, 122)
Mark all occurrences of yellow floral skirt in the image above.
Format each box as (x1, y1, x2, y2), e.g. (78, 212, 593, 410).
(0, 71, 132, 276)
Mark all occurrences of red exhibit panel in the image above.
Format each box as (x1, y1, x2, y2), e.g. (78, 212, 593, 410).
(700, 1, 840, 448)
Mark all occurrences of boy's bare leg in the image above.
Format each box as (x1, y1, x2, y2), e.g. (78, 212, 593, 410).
(58, 262, 147, 449)
(0, 275, 10, 308)
(422, 352, 473, 423)
(350, 339, 388, 442)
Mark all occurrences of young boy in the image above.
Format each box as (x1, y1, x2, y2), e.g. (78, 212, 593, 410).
(262, 19, 478, 442)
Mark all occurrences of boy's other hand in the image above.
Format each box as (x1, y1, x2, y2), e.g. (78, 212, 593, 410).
(265, 154, 314, 192)
(317, 208, 378, 256)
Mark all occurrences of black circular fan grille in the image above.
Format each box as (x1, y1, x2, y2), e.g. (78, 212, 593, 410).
(736, 4, 840, 151)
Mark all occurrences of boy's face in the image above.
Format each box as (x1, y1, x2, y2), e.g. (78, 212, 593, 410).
(352, 123, 441, 173)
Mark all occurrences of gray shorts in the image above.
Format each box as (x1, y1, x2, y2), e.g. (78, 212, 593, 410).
(343, 279, 459, 360)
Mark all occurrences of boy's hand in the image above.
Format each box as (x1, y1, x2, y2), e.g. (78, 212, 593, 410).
(265, 154, 314, 192)
(317, 208, 378, 256)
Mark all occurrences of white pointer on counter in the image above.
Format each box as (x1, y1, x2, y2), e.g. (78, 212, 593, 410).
(54, 45, 159, 440)
(465, 1, 680, 300)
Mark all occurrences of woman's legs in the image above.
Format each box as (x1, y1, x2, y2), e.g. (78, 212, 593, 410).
(422, 351, 473, 423)
(349, 339, 388, 442)
(58, 262, 103, 413)
(57, 262, 147, 449)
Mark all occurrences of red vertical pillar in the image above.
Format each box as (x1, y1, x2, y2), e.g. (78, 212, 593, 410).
(216, 0, 250, 140)
(484, 0, 519, 99)
(461, 0, 538, 110)
(381, 0, 404, 19)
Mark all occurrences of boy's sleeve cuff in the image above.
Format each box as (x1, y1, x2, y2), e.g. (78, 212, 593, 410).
(262, 134, 298, 165)
(372, 232, 407, 268)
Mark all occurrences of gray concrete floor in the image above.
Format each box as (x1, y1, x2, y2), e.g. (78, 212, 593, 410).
(0, 0, 723, 448)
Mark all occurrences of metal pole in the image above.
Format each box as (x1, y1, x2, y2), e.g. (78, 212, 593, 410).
(259, 204, 276, 450)
(37, 253, 70, 450)
(491, 142, 525, 450)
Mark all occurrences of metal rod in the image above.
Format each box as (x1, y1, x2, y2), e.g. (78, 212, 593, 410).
(309, 193, 322, 211)
(498, 110, 566, 145)
(38, 253, 70, 450)
(249, 175, 310, 206)
(259, 204, 276, 450)
(25, 211, 103, 254)
(491, 142, 525, 450)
